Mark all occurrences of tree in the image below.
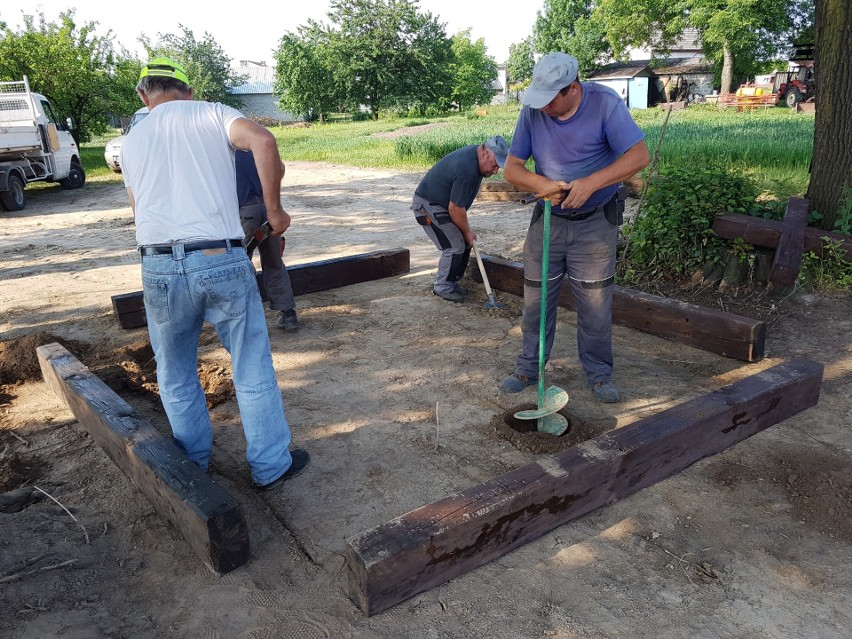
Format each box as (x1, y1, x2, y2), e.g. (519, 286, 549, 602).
(806, 0, 851, 228)
(141, 25, 246, 106)
(534, 0, 610, 76)
(326, 0, 452, 119)
(507, 36, 535, 87)
(274, 25, 341, 123)
(0, 10, 140, 143)
(448, 30, 497, 111)
(594, 0, 809, 94)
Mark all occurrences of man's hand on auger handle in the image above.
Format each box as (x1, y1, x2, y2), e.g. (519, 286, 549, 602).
(520, 182, 571, 206)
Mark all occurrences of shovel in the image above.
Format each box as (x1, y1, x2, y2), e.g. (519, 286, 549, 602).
(471, 241, 506, 309)
(513, 197, 569, 436)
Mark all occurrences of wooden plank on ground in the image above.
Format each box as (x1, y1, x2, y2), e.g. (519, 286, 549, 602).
(713, 212, 852, 262)
(770, 197, 809, 291)
(37, 343, 250, 575)
(470, 255, 765, 362)
(346, 357, 823, 616)
(111, 248, 411, 329)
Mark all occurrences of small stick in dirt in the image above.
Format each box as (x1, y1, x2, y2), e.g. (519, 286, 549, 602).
(0, 559, 77, 584)
(663, 548, 695, 585)
(435, 401, 440, 452)
(9, 430, 30, 446)
(32, 485, 90, 545)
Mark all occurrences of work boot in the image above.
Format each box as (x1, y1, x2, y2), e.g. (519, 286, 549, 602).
(254, 449, 311, 491)
(276, 309, 300, 331)
(432, 288, 465, 303)
(453, 284, 469, 296)
(592, 381, 621, 403)
(498, 373, 537, 393)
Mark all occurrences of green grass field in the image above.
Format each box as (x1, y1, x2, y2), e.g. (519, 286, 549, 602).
(81, 103, 814, 199)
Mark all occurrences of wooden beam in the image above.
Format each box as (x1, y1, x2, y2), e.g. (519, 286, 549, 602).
(769, 198, 809, 291)
(471, 255, 765, 362)
(112, 248, 411, 329)
(346, 357, 823, 616)
(713, 212, 852, 262)
(37, 343, 250, 575)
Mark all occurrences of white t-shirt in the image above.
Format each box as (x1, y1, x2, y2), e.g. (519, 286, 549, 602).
(120, 100, 245, 246)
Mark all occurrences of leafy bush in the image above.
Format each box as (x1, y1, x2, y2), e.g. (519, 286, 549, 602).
(799, 241, 852, 291)
(625, 164, 760, 277)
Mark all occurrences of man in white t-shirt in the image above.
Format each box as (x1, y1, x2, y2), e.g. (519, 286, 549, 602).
(120, 58, 309, 491)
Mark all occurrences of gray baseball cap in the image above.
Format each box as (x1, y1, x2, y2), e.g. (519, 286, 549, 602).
(484, 135, 509, 167)
(522, 53, 579, 109)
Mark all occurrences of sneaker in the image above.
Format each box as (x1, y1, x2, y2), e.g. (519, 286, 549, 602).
(276, 309, 300, 331)
(453, 284, 469, 296)
(255, 449, 311, 491)
(498, 373, 537, 393)
(432, 289, 465, 303)
(592, 382, 621, 403)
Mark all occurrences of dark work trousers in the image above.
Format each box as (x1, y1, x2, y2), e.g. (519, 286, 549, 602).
(410, 195, 471, 295)
(514, 208, 617, 387)
(239, 202, 295, 312)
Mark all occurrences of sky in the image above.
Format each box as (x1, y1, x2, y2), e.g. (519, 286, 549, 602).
(0, 1, 542, 65)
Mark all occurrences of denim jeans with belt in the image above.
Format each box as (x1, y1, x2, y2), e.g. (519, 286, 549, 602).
(515, 209, 617, 387)
(141, 243, 292, 485)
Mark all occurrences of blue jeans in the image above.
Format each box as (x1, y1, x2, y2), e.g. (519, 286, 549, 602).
(515, 210, 617, 387)
(141, 243, 292, 485)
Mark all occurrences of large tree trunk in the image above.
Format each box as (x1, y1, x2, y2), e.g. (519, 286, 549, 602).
(720, 43, 734, 94)
(806, 0, 852, 229)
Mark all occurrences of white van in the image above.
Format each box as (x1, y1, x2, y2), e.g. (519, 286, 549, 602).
(0, 76, 84, 211)
(104, 106, 148, 172)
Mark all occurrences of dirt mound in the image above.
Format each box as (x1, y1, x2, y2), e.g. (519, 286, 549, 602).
(0, 332, 90, 386)
(0, 435, 48, 492)
(492, 403, 613, 454)
(90, 338, 234, 409)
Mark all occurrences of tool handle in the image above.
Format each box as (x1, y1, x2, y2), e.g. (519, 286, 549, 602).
(537, 199, 551, 408)
(521, 186, 567, 205)
(471, 242, 495, 298)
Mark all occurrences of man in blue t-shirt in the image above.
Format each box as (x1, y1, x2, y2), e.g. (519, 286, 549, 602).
(498, 52, 650, 403)
(410, 136, 508, 302)
(236, 150, 299, 331)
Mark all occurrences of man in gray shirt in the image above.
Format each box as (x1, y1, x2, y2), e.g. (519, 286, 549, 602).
(410, 136, 508, 302)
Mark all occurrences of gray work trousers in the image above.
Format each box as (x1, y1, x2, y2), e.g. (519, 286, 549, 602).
(515, 207, 617, 387)
(410, 195, 471, 295)
(239, 202, 295, 312)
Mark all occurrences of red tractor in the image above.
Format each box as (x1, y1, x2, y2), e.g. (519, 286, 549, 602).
(773, 43, 815, 109)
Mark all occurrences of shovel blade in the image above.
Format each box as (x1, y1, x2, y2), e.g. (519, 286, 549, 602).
(513, 386, 570, 420)
(537, 412, 569, 436)
(484, 294, 506, 309)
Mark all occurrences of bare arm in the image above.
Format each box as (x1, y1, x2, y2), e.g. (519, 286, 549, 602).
(504, 155, 571, 207)
(448, 201, 476, 245)
(229, 118, 290, 234)
(126, 188, 136, 214)
(561, 141, 650, 209)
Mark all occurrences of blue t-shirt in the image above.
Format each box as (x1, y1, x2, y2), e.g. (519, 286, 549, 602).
(414, 145, 482, 211)
(235, 150, 262, 206)
(509, 82, 645, 212)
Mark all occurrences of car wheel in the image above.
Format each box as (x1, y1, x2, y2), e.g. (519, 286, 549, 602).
(59, 161, 86, 190)
(0, 174, 26, 211)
